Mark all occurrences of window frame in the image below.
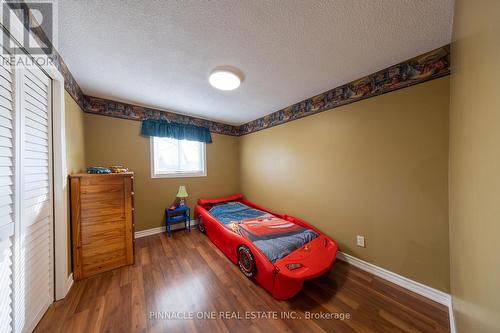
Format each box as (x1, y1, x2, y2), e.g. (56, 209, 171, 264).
(150, 136, 207, 178)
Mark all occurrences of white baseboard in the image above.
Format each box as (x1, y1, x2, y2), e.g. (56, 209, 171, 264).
(135, 219, 197, 238)
(336, 252, 450, 305)
(449, 300, 456, 333)
(66, 273, 74, 294)
(336, 251, 455, 332)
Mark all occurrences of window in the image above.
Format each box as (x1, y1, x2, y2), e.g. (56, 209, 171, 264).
(151, 137, 207, 178)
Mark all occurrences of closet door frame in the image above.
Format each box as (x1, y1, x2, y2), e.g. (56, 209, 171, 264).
(1, 0, 70, 301)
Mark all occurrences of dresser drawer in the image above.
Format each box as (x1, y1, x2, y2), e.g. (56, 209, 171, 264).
(80, 206, 124, 219)
(81, 183, 124, 195)
(81, 219, 126, 245)
(81, 213, 126, 226)
(81, 190, 124, 206)
(82, 238, 127, 258)
(80, 175, 125, 186)
(80, 194, 125, 218)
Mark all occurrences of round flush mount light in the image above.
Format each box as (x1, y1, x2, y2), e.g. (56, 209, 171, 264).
(209, 66, 244, 91)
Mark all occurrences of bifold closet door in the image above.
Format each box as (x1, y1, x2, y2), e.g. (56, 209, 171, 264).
(14, 65, 53, 333)
(0, 52, 15, 333)
(0, 34, 54, 332)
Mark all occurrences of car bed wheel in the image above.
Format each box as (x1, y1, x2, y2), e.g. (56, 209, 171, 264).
(198, 219, 206, 233)
(237, 245, 256, 278)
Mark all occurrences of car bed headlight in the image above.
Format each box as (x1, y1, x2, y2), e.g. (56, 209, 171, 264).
(286, 263, 303, 271)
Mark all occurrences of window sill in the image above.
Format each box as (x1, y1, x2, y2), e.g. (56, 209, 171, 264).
(151, 172, 207, 179)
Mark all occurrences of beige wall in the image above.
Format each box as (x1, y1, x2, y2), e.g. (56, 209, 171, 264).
(65, 92, 86, 275)
(65, 92, 86, 174)
(449, 0, 500, 331)
(83, 114, 240, 231)
(240, 77, 450, 292)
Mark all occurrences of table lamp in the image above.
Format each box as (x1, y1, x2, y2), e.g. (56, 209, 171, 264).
(176, 185, 188, 207)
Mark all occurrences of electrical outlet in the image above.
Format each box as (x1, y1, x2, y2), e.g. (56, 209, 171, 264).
(357, 235, 365, 247)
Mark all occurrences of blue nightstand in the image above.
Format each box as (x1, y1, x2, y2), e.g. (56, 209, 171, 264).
(165, 206, 190, 237)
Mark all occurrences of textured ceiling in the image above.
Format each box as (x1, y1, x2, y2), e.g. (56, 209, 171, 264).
(58, 0, 454, 125)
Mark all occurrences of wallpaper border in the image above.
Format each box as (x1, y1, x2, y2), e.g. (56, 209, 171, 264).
(84, 96, 241, 136)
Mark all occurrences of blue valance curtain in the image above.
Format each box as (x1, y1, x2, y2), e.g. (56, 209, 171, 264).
(141, 119, 212, 143)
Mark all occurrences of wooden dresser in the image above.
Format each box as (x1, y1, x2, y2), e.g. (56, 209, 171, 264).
(70, 172, 135, 280)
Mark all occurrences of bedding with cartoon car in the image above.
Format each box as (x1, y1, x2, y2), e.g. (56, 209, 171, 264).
(209, 202, 318, 263)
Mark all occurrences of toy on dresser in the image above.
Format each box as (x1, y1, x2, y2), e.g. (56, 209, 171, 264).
(87, 165, 130, 174)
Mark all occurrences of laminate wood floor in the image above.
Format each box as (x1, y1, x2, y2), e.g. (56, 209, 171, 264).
(35, 230, 450, 333)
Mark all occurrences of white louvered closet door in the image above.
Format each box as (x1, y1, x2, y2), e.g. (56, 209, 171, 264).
(15, 65, 53, 333)
(0, 50, 15, 333)
(0, 27, 54, 333)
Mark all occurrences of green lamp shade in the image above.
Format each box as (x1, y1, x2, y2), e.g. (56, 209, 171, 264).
(176, 186, 188, 198)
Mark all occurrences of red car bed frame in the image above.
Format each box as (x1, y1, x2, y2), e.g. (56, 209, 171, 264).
(194, 194, 338, 300)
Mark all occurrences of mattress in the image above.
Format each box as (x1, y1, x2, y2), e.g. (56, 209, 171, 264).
(209, 202, 318, 263)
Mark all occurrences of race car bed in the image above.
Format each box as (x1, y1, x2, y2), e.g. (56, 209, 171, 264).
(194, 193, 338, 300)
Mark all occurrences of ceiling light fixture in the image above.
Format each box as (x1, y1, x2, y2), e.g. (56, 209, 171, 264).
(209, 66, 243, 91)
